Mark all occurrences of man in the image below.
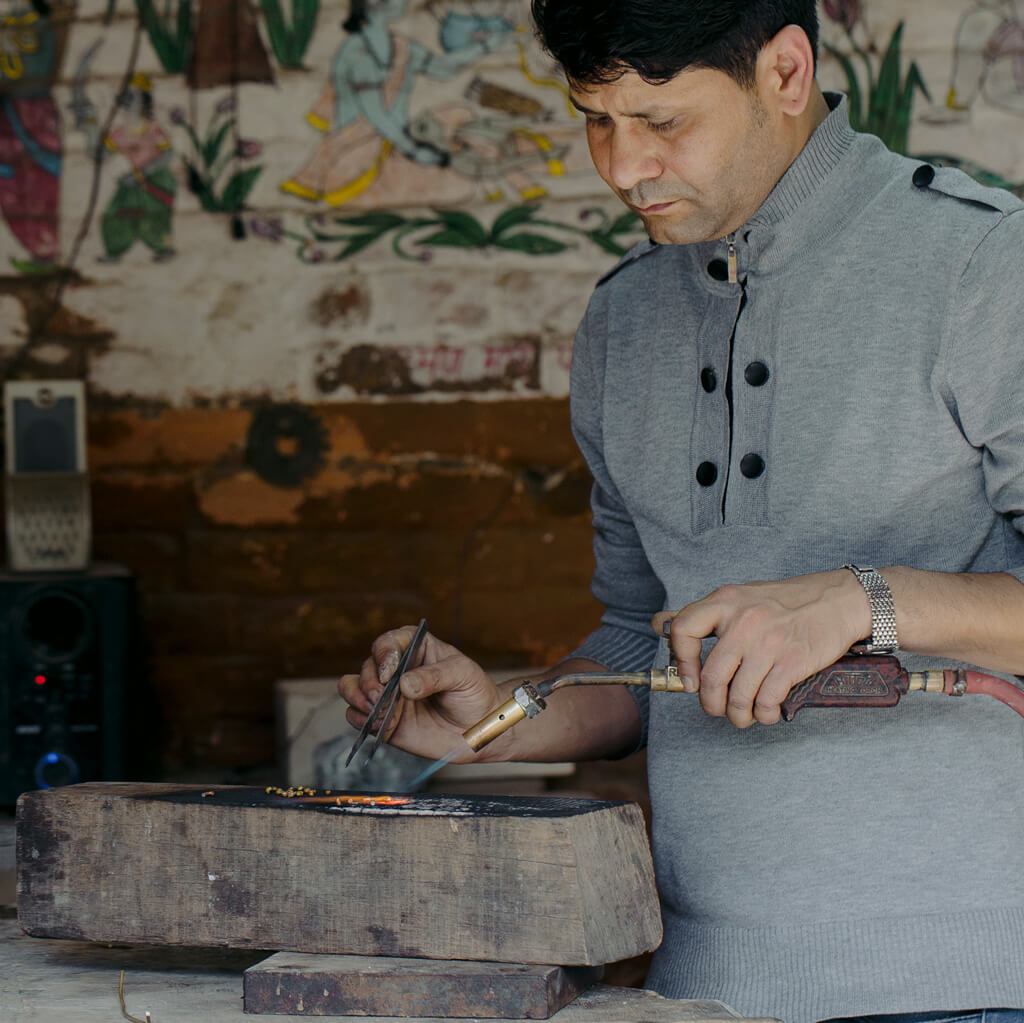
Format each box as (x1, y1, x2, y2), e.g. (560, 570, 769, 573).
(340, 3, 1024, 1021)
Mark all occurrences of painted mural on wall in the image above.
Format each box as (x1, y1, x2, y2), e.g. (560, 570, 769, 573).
(0, 0, 72, 272)
(822, 0, 1024, 191)
(3, 0, 1024, 404)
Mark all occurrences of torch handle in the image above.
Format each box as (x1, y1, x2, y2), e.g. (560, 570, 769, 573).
(780, 655, 909, 721)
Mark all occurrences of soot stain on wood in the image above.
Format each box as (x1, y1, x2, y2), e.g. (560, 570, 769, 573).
(367, 924, 401, 955)
(146, 789, 623, 818)
(16, 796, 72, 887)
(211, 877, 253, 917)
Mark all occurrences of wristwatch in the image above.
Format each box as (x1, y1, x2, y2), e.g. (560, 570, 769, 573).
(843, 564, 899, 654)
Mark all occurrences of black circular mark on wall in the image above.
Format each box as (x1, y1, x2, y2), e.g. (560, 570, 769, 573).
(245, 404, 328, 488)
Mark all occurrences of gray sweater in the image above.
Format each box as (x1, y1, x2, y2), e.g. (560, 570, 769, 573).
(571, 95, 1024, 1022)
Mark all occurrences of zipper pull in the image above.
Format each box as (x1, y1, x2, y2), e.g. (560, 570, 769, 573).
(727, 233, 738, 284)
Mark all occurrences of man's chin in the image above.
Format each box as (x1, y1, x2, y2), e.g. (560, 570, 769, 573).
(642, 215, 706, 246)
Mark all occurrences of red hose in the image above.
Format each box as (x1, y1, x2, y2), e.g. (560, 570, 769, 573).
(944, 669, 1024, 717)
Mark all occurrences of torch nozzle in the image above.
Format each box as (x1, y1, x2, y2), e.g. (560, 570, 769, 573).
(462, 683, 548, 752)
(460, 668, 687, 753)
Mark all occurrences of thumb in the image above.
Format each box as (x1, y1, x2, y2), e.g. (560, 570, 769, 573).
(651, 611, 675, 636)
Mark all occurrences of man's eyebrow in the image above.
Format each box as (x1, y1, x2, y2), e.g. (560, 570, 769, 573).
(569, 95, 602, 116)
(569, 95, 681, 120)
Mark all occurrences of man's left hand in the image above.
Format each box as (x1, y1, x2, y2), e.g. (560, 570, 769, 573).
(652, 570, 872, 728)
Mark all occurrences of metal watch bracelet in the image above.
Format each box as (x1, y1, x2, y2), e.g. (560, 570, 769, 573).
(844, 564, 899, 654)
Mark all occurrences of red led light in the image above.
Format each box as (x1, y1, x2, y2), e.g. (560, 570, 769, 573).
(34, 675, 46, 686)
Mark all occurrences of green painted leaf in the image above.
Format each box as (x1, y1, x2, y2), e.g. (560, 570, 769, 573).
(175, 0, 191, 50)
(824, 42, 864, 130)
(869, 22, 904, 144)
(183, 160, 217, 211)
(610, 210, 642, 235)
(434, 209, 488, 246)
(418, 229, 481, 248)
(259, 0, 290, 65)
(493, 233, 568, 255)
(588, 232, 628, 256)
(220, 165, 263, 212)
(294, 0, 319, 53)
(333, 212, 406, 231)
(336, 233, 380, 260)
(489, 205, 537, 239)
(202, 119, 233, 169)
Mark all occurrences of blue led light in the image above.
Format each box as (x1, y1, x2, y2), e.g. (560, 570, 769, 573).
(45, 752, 59, 765)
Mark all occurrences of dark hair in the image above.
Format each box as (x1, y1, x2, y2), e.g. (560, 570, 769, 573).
(343, 0, 368, 33)
(531, 0, 819, 89)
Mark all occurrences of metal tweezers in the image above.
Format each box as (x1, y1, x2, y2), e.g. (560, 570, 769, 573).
(345, 618, 428, 768)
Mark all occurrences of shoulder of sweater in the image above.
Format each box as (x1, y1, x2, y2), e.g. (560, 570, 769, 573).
(594, 237, 661, 288)
(911, 161, 1024, 218)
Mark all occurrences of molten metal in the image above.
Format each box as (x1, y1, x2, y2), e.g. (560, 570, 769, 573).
(299, 794, 413, 807)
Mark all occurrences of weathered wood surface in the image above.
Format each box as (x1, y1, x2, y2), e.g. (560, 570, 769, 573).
(243, 954, 602, 1018)
(17, 783, 662, 965)
(0, 919, 780, 1023)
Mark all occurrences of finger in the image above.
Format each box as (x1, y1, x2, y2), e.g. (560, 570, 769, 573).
(378, 695, 406, 742)
(753, 663, 804, 726)
(338, 673, 372, 715)
(697, 641, 743, 718)
(721, 657, 773, 730)
(345, 706, 369, 731)
(655, 619, 698, 693)
(371, 626, 418, 682)
(665, 600, 725, 693)
(359, 656, 384, 704)
(400, 653, 480, 701)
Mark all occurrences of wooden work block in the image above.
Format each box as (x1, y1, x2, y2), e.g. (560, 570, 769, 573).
(17, 784, 661, 966)
(243, 954, 603, 1018)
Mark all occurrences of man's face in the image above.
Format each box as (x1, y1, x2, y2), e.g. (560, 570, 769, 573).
(571, 66, 785, 244)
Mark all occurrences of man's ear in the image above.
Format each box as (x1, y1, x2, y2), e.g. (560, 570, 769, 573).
(757, 23, 816, 118)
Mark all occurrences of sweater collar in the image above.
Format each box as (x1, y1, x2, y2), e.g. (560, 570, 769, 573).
(746, 91, 856, 228)
(692, 92, 880, 283)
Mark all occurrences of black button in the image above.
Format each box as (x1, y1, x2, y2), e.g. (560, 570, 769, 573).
(744, 361, 770, 387)
(700, 367, 717, 393)
(912, 164, 935, 188)
(696, 462, 718, 487)
(740, 454, 765, 479)
(707, 259, 729, 281)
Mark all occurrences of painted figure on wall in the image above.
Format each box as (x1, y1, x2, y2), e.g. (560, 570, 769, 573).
(936, 0, 1024, 118)
(100, 73, 177, 262)
(0, 0, 72, 272)
(280, 0, 514, 207)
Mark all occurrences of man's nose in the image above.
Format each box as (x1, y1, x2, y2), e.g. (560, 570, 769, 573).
(606, 128, 662, 193)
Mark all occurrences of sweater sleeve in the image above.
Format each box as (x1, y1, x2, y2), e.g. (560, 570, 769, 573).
(942, 210, 1024, 587)
(568, 305, 666, 745)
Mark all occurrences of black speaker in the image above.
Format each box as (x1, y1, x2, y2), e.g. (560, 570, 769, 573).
(0, 564, 135, 804)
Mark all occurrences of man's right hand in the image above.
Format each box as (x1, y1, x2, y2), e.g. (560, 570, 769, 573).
(338, 626, 502, 763)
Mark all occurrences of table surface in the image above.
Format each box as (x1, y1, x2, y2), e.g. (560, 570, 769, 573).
(0, 920, 778, 1023)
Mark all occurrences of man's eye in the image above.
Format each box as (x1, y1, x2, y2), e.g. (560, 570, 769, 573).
(650, 118, 679, 135)
(586, 115, 611, 128)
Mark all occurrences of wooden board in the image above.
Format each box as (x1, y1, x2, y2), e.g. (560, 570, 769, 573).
(243, 954, 602, 1018)
(0, 919, 779, 1023)
(17, 783, 662, 966)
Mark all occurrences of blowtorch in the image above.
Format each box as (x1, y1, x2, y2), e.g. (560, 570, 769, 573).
(461, 653, 1024, 753)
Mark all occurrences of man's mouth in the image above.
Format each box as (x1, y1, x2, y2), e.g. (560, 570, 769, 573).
(634, 200, 680, 214)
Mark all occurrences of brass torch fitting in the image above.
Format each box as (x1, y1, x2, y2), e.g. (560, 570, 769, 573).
(907, 670, 946, 694)
(462, 683, 547, 752)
